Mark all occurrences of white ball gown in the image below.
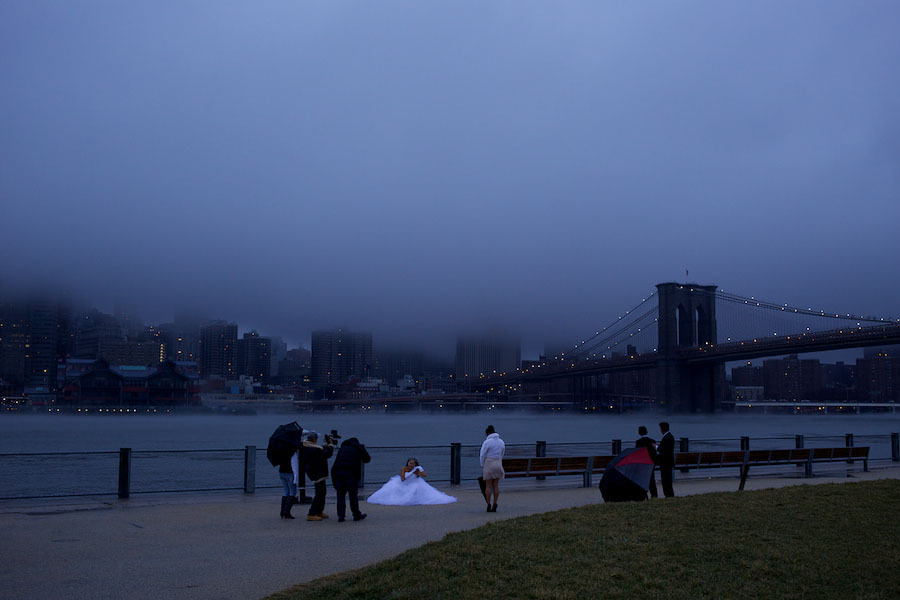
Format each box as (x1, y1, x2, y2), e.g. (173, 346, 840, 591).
(366, 466, 457, 505)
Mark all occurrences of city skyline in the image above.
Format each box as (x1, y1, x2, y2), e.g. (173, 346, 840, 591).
(2, 3, 899, 364)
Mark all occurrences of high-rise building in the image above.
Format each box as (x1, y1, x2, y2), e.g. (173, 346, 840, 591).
(455, 334, 521, 382)
(199, 321, 237, 379)
(236, 330, 272, 380)
(731, 362, 763, 387)
(375, 348, 425, 387)
(310, 328, 373, 391)
(0, 299, 29, 387)
(159, 316, 201, 363)
(856, 352, 900, 402)
(270, 336, 288, 376)
(762, 354, 822, 401)
(74, 309, 126, 359)
(25, 299, 61, 390)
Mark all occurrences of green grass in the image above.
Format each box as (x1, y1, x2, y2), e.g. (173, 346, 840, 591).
(264, 480, 900, 600)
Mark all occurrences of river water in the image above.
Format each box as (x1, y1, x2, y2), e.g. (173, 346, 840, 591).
(2, 411, 899, 499)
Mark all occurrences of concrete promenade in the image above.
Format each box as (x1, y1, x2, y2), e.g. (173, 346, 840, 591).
(3, 466, 899, 600)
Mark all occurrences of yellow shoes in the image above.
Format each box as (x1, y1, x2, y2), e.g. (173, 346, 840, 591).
(306, 515, 324, 521)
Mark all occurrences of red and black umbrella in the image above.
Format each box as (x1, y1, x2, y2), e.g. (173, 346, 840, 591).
(598, 446, 655, 502)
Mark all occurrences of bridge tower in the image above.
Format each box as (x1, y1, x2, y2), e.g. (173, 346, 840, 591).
(656, 282, 725, 412)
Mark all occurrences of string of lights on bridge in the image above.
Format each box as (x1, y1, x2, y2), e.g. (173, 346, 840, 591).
(557, 292, 659, 362)
(715, 290, 900, 325)
(479, 287, 900, 383)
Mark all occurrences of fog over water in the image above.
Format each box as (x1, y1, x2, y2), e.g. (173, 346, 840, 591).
(3, 412, 899, 453)
(2, 3, 899, 358)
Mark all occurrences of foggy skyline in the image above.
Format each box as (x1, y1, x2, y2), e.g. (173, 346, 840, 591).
(3, 2, 899, 359)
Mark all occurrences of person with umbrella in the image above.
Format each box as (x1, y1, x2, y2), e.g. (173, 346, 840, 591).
(635, 425, 659, 499)
(277, 446, 300, 519)
(598, 446, 656, 502)
(267, 422, 305, 520)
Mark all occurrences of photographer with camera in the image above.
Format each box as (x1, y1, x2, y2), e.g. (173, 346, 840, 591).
(331, 436, 371, 522)
(301, 430, 335, 521)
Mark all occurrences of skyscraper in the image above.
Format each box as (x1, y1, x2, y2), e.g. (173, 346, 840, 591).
(310, 328, 373, 391)
(199, 321, 238, 379)
(455, 334, 521, 382)
(236, 330, 272, 380)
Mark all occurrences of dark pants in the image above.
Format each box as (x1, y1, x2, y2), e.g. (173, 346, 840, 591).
(660, 465, 674, 498)
(308, 480, 327, 516)
(332, 471, 361, 519)
(648, 467, 658, 498)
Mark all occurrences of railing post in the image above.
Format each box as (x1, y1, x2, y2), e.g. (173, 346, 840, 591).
(611, 439, 622, 455)
(450, 442, 461, 485)
(583, 456, 594, 488)
(243, 445, 256, 493)
(845, 433, 854, 447)
(679, 437, 689, 472)
(118, 447, 131, 499)
(740, 436, 750, 451)
(536, 440, 547, 480)
(795, 434, 804, 449)
(892, 432, 899, 462)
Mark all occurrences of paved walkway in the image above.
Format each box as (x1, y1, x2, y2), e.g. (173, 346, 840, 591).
(2, 466, 899, 600)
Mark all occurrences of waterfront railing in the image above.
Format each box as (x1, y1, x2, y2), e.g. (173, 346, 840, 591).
(1, 432, 898, 501)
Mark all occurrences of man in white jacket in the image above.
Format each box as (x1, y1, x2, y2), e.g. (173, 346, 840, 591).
(479, 425, 505, 512)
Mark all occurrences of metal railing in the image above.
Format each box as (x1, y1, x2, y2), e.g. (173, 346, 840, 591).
(1, 432, 897, 501)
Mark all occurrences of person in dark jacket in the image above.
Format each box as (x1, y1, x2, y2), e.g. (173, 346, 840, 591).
(331, 437, 371, 522)
(657, 421, 676, 498)
(635, 425, 658, 499)
(301, 431, 335, 521)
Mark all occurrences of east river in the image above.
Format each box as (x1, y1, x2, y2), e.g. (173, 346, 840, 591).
(2, 411, 899, 499)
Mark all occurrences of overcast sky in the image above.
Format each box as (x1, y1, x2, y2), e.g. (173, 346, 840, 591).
(2, 2, 899, 358)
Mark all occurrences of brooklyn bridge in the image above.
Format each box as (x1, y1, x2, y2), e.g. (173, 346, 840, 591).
(467, 282, 900, 413)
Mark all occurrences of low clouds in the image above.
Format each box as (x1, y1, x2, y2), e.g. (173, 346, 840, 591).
(2, 2, 899, 355)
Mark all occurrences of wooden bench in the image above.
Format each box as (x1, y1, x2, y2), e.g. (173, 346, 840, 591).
(502, 455, 615, 487)
(673, 447, 869, 490)
(501, 447, 869, 491)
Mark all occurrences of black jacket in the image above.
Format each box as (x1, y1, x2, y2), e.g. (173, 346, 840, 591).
(657, 431, 675, 468)
(635, 435, 658, 464)
(331, 437, 371, 481)
(301, 442, 334, 481)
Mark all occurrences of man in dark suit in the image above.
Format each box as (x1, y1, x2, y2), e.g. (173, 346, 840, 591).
(301, 431, 335, 521)
(657, 421, 676, 498)
(331, 437, 371, 522)
(635, 425, 658, 499)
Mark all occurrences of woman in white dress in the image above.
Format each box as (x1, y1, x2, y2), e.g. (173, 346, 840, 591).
(366, 458, 457, 505)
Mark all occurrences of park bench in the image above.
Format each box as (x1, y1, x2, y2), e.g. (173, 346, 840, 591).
(502, 455, 615, 487)
(674, 446, 869, 491)
(501, 447, 869, 491)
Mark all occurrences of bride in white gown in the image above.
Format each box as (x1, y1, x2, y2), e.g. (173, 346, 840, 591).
(366, 458, 457, 505)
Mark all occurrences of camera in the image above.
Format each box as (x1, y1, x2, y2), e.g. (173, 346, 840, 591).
(324, 429, 341, 446)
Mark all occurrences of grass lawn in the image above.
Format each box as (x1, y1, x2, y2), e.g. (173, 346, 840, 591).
(264, 479, 900, 600)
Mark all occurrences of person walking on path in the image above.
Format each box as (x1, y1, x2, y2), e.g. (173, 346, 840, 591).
(635, 425, 659, 499)
(301, 431, 335, 521)
(331, 436, 371, 522)
(657, 421, 676, 498)
(480, 425, 505, 512)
